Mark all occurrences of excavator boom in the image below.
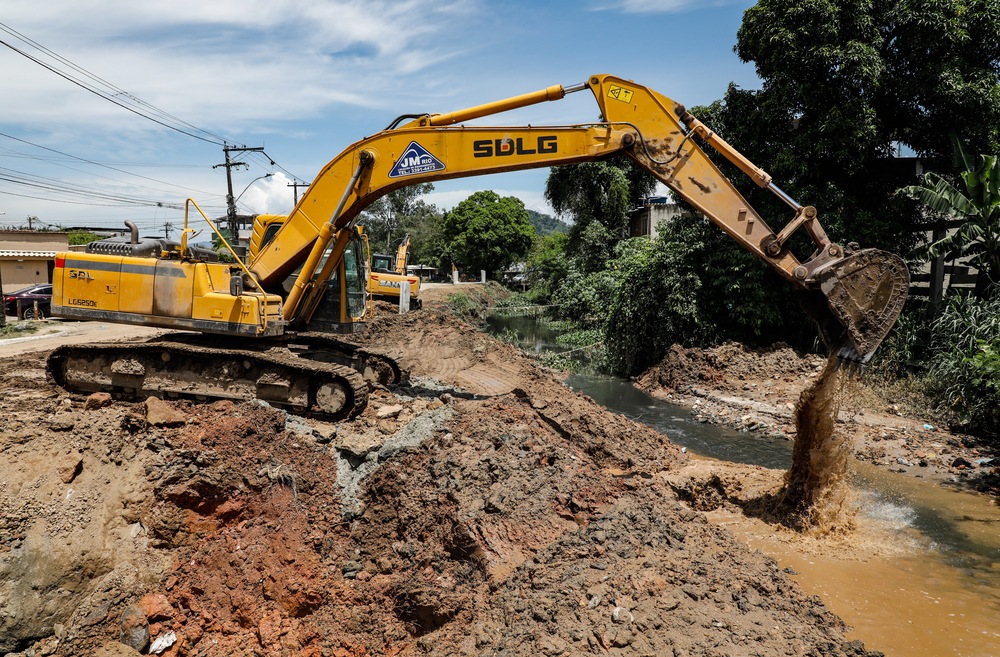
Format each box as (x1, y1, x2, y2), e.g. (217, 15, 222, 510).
(250, 74, 906, 361)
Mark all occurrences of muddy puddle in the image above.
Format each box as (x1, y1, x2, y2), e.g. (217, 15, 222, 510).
(488, 314, 1000, 657)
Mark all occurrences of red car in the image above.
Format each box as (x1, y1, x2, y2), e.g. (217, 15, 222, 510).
(3, 283, 52, 319)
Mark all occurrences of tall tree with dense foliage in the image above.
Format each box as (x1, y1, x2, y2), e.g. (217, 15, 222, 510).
(703, 0, 1000, 253)
(441, 191, 536, 278)
(361, 183, 435, 252)
(544, 159, 655, 270)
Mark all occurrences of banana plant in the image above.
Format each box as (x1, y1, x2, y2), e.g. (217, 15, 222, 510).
(901, 148, 1000, 298)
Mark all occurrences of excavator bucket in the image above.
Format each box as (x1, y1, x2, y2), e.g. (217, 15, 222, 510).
(806, 249, 909, 365)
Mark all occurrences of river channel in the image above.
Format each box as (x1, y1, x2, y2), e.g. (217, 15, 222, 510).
(486, 313, 1000, 657)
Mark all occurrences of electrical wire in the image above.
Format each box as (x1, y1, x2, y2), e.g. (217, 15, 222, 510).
(0, 22, 304, 209)
(0, 131, 219, 199)
(0, 21, 227, 146)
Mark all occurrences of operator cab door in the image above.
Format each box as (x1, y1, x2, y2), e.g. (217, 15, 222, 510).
(303, 231, 370, 333)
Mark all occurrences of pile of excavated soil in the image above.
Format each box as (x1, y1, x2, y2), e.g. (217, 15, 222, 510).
(1, 311, 882, 656)
(636, 342, 998, 494)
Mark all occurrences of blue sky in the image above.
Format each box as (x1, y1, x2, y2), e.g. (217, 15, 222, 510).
(0, 0, 759, 234)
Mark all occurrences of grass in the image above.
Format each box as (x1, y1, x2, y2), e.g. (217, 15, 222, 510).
(0, 321, 40, 339)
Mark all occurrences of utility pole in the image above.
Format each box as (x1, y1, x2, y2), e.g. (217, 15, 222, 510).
(214, 145, 264, 242)
(288, 181, 310, 205)
(164, 222, 174, 240)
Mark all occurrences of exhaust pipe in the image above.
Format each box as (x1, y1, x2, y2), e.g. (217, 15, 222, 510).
(124, 220, 139, 245)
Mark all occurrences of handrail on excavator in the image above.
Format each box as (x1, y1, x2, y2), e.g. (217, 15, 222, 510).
(183, 197, 272, 335)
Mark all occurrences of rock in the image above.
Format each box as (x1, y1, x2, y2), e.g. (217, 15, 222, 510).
(315, 426, 337, 444)
(376, 404, 403, 419)
(611, 606, 633, 624)
(257, 611, 283, 649)
(144, 397, 186, 427)
(138, 593, 175, 621)
(951, 457, 975, 469)
(119, 604, 150, 652)
(49, 419, 75, 432)
(149, 630, 176, 655)
(84, 392, 113, 410)
(58, 453, 83, 484)
(342, 560, 363, 579)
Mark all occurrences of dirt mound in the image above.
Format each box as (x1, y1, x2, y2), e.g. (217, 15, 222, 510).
(0, 312, 883, 657)
(635, 342, 824, 396)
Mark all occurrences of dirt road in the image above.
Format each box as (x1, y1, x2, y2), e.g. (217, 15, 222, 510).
(0, 312, 882, 656)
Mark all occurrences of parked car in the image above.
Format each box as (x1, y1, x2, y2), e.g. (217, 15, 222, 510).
(3, 283, 52, 319)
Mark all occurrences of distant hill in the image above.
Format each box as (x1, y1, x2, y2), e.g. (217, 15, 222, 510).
(527, 210, 569, 236)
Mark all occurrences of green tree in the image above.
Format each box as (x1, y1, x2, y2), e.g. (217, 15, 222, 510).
(397, 202, 446, 269)
(361, 183, 435, 252)
(901, 150, 1000, 297)
(67, 230, 100, 246)
(441, 191, 536, 278)
(704, 0, 1000, 254)
(544, 159, 656, 270)
(526, 232, 570, 294)
(603, 235, 706, 376)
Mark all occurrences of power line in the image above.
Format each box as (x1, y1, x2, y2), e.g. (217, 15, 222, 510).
(0, 167, 188, 209)
(0, 21, 227, 146)
(0, 131, 218, 199)
(0, 22, 306, 212)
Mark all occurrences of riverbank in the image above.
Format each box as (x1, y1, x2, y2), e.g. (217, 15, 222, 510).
(634, 342, 999, 497)
(482, 311, 1000, 657)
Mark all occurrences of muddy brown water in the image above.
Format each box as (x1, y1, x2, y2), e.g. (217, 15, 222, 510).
(487, 314, 1000, 657)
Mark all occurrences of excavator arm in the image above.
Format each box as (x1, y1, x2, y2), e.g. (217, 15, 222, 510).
(253, 74, 907, 362)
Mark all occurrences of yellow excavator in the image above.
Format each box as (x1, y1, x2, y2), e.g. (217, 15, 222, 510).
(48, 74, 908, 419)
(368, 234, 422, 309)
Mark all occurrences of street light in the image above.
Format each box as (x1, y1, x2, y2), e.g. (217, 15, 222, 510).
(235, 173, 274, 205)
(225, 173, 273, 248)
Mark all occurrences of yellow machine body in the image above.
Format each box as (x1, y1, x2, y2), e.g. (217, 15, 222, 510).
(52, 252, 285, 336)
(52, 73, 907, 365)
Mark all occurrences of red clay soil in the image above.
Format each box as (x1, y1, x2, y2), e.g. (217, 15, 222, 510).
(0, 310, 881, 657)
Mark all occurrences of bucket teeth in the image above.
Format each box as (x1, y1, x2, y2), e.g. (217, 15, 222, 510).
(833, 345, 866, 378)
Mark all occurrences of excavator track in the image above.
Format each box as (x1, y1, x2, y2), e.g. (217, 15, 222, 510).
(285, 332, 407, 387)
(47, 340, 369, 420)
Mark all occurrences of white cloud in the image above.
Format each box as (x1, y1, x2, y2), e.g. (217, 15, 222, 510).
(0, 0, 483, 129)
(235, 172, 296, 216)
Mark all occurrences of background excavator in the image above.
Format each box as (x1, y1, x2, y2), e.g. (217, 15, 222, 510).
(367, 234, 422, 309)
(47, 73, 908, 419)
